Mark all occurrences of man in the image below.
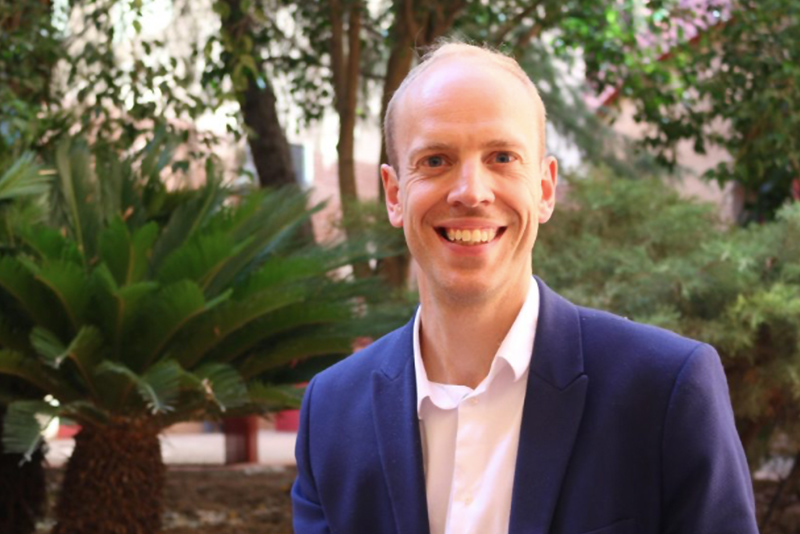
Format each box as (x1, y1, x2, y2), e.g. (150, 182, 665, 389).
(292, 43, 758, 534)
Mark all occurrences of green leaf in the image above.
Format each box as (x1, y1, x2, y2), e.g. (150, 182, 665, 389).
(188, 363, 249, 412)
(1, 400, 58, 461)
(53, 138, 101, 260)
(34, 259, 91, 330)
(157, 231, 252, 289)
(171, 283, 307, 368)
(99, 217, 158, 285)
(239, 331, 355, 379)
(0, 152, 50, 202)
(0, 349, 81, 402)
(0, 256, 64, 334)
(150, 176, 227, 271)
(30, 326, 104, 391)
(17, 225, 82, 263)
(132, 280, 207, 370)
(97, 359, 182, 414)
(248, 383, 304, 411)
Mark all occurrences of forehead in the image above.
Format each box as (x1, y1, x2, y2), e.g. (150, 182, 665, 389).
(394, 58, 541, 156)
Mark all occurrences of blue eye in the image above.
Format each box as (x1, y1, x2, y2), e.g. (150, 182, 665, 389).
(425, 155, 445, 167)
(494, 152, 516, 164)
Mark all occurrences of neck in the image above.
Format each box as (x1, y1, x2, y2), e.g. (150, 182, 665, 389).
(419, 276, 531, 388)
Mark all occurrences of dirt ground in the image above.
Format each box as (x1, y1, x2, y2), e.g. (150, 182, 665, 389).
(39, 466, 296, 534)
(36, 467, 800, 533)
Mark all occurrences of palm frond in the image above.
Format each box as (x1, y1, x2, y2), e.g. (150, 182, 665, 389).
(1, 400, 58, 461)
(52, 138, 102, 261)
(0, 152, 50, 202)
(98, 217, 159, 286)
(157, 231, 252, 291)
(33, 259, 92, 332)
(16, 224, 82, 263)
(0, 349, 82, 402)
(171, 284, 308, 368)
(97, 359, 182, 414)
(30, 326, 104, 394)
(247, 383, 304, 411)
(239, 331, 356, 379)
(186, 363, 249, 412)
(199, 301, 357, 365)
(0, 313, 30, 351)
(149, 175, 227, 271)
(0, 256, 66, 335)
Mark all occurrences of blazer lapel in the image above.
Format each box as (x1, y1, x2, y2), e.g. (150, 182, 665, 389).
(509, 278, 589, 534)
(372, 318, 430, 534)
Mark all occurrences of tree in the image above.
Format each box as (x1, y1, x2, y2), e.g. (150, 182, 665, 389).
(204, 0, 299, 188)
(0, 136, 401, 534)
(597, 0, 800, 222)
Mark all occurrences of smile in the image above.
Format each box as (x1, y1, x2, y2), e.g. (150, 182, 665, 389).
(438, 227, 502, 245)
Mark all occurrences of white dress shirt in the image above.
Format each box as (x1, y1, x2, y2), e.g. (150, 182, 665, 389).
(414, 280, 539, 534)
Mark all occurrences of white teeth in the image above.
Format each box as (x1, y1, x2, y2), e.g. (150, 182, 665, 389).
(443, 228, 497, 245)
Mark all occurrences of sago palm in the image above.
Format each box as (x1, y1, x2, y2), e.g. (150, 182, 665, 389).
(0, 151, 51, 534)
(0, 137, 398, 534)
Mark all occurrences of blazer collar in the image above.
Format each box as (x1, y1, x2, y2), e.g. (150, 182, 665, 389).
(371, 277, 588, 534)
(372, 315, 430, 534)
(509, 276, 588, 534)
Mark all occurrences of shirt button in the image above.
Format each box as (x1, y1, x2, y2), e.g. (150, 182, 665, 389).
(464, 494, 473, 505)
(469, 398, 479, 406)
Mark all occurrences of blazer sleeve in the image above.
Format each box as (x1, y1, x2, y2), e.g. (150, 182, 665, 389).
(661, 343, 759, 533)
(291, 377, 332, 534)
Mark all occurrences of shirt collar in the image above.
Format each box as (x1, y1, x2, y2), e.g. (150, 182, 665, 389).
(413, 278, 540, 416)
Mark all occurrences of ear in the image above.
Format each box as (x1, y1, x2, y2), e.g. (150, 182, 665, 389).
(381, 164, 404, 228)
(538, 156, 558, 223)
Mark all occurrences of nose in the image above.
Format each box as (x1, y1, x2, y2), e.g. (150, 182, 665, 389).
(447, 160, 495, 208)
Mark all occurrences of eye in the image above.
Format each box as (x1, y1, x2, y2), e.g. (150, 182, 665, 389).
(422, 155, 446, 168)
(493, 152, 518, 164)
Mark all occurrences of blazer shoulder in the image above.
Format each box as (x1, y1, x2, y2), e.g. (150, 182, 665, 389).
(577, 305, 703, 357)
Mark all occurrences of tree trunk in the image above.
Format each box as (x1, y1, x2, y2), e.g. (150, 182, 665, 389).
(241, 79, 298, 189)
(53, 420, 165, 534)
(330, 0, 371, 278)
(219, 0, 297, 189)
(0, 406, 46, 534)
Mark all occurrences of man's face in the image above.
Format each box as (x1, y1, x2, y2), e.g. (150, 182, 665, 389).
(382, 57, 557, 305)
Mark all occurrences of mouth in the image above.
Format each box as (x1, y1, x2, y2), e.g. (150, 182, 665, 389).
(437, 227, 504, 245)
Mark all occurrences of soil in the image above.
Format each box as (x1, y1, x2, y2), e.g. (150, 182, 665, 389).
(38, 466, 296, 534)
(35, 467, 800, 533)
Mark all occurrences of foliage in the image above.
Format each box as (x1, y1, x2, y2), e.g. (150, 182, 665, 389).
(535, 169, 800, 467)
(598, 0, 800, 221)
(0, 137, 401, 460)
(0, 0, 218, 167)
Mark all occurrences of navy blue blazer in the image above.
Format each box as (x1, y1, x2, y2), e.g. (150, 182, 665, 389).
(292, 278, 758, 533)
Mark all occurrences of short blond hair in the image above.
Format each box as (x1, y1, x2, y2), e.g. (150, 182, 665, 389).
(383, 41, 547, 169)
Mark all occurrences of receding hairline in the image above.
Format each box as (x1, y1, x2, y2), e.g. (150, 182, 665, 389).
(384, 42, 547, 170)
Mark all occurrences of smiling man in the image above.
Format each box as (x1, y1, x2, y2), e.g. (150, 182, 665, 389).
(291, 43, 758, 534)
